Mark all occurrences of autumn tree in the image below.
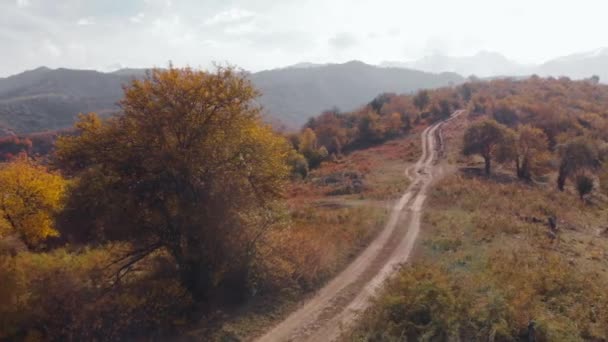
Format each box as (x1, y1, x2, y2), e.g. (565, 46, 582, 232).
(358, 111, 385, 144)
(459, 83, 473, 102)
(54, 67, 291, 301)
(413, 89, 430, 111)
(383, 112, 403, 138)
(0, 136, 32, 161)
(557, 138, 600, 191)
(0, 156, 66, 249)
(369, 93, 394, 113)
(492, 101, 518, 127)
(306, 110, 347, 155)
(463, 119, 513, 175)
(298, 128, 328, 168)
(514, 125, 550, 180)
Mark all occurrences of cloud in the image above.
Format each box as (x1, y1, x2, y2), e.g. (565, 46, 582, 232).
(16, 0, 30, 8)
(223, 22, 258, 35)
(77, 17, 94, 26)
(42, 39, 62, 57)
(129, 12, 145, 24)
(204, 8, 255, 26)
(328, 32, 357, 50)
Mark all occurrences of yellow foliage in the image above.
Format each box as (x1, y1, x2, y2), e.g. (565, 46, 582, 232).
(0, 156, 66, 248)
(54, 66, 291, 301)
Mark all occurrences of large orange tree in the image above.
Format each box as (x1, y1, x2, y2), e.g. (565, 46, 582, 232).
(55, 67, 290, 300)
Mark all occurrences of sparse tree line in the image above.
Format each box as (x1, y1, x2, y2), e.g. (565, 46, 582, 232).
(286, 87, 465, 177)
(460, 76, 608, 200)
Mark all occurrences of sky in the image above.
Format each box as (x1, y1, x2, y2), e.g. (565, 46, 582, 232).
(1, 0, 608, 77)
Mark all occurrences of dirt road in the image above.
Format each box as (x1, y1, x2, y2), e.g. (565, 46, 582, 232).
(256, 111, 463, 342)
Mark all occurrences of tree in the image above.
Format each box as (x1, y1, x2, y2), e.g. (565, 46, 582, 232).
(413, 90, 430, 111)
(369, 93, 394, 113)
(575, 174, 594, 200)
(590, 75, 600, 84)
(305, 111, 347, 155)
(299, 128, 318, 156)
(287, 150, 309, 179)
(462, 119, 512, 175)
(384, 112, 403, 138)
(459, 83, 473, 103)
(0, 156, 66, 249)
(492, 101, 518, 127)
(0, 136, 32, 161)
(54, 67, 291, 301)
(514, 125, 550, 180)
(358, 111, 385, 144)
(557, 138, 600, 191)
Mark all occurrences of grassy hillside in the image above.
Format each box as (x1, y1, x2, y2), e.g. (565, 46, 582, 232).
(348, 77, 608, 341)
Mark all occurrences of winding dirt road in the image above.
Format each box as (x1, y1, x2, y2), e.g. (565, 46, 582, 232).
(256, 111, 463, 342)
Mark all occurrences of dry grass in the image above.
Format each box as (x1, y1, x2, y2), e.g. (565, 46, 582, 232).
(348, 171, 608, 341)
(348, 112, 608, 340)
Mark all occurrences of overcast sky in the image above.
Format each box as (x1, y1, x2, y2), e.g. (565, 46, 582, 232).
(1, 0, 608, 77)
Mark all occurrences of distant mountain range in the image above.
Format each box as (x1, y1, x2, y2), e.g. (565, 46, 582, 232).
(382, 51, 531, 78)
(3, 48, 608, 135)
(0, 61, 462, 134)
(382, 48, 608, 80)
(250, 61, 462, 127)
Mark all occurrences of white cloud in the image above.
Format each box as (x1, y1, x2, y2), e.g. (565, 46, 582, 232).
(42, 39, 62, 57)
(204, 8, 255, 26)
(77, 17, 94, 26)
(329, 33, 357, 50)
(224, 22, 258, 35)
(3, 0, 608, 77)
(129, 13, 145, 24)
(16, 0, 30, 8)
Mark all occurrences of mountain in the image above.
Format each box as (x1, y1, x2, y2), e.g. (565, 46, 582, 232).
(283, 62, 328, 69)
(382, 51, 531, 78)
(384, 49, 608, 82)
(0, 67, 136, 133)
(536, 48, 608, 81)
(0, 61, 464, 134)
(251, 61, 463, 126)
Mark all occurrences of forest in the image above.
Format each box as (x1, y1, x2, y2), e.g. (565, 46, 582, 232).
(2, 67, 608, 341)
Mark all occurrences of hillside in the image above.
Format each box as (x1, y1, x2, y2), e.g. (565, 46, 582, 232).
(4, 67, 608, 341)
(537, 47, 608, 81)
(0, 67, 131, 134)
(251, 61, 463, 126)
(347, 77, 608, 341)
(0, 62, 463, 134)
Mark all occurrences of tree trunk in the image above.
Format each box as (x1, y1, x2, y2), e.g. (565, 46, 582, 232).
(170, 241, 212, 302)
(521, 158, 531, 181)
(557, 165, 567, 191)
(179, 258, 212, 302)
(484, 156, 491, 175)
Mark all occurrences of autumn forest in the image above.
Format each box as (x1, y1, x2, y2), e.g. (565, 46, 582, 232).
(1, 65, 608, 341)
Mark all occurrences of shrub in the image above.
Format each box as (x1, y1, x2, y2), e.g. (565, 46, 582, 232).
(576, 174, 594, 199)
(0, 246, 192, 341)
